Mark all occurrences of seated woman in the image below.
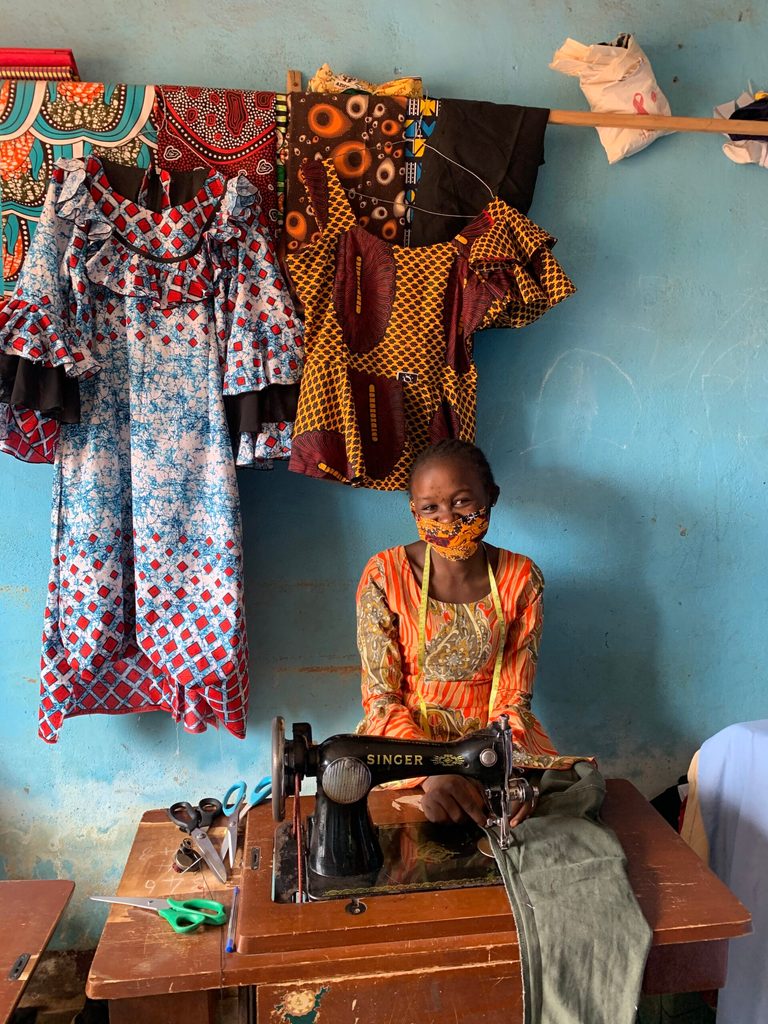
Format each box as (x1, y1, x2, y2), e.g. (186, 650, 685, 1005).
(356, 439, 583, 829)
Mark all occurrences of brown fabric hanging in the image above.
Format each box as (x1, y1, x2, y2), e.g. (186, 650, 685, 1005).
(285, 93, 408, 254)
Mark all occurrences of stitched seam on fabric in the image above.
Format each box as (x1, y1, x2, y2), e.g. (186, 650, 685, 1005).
(485, 828, 540, 1024)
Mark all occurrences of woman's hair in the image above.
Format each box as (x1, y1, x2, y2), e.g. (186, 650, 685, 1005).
(408, 440, 500, 504)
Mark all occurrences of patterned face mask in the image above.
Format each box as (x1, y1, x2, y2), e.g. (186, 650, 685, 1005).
(411, 506, 490, 561)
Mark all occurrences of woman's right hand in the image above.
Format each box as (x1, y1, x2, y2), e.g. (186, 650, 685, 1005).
(421, 775, 488, 827)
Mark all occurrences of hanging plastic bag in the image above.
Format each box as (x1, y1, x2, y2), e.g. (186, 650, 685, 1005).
(550, 34, 672, 164)
(714, 90, 768, 168)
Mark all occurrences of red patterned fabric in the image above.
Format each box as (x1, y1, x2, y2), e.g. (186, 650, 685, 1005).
(156, 86, 278, 225)
(0, 404, 59, 463)
(0, 156, 302, 742)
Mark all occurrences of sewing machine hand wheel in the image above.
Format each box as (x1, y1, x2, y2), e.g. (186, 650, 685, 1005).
(271, 716, 315, 823)
(272, 716, 286, 822)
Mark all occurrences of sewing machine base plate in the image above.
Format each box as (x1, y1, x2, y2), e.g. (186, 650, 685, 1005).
(272, 817, 501, 903)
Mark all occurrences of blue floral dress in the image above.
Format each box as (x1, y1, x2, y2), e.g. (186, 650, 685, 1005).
(0, 156, 303, 741)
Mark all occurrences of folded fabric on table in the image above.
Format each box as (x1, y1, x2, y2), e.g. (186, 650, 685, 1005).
(484, 763, 651, 1024)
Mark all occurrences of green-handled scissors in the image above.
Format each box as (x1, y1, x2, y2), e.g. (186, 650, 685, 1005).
(91, 895, 227, 934)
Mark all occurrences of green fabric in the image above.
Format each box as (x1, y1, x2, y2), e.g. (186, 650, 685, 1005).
(484, 763, 652, 1024)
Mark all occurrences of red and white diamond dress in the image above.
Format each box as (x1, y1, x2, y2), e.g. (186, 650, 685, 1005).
(0, 156, 303, 741)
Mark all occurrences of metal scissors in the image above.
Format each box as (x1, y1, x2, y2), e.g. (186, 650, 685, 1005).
(167, 797, 228, 884)
(219, 780, 246, 871)
(91, 895, 226, 934)
(238, 776, 272, 821)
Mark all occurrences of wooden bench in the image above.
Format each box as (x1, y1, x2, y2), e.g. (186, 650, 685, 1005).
(0, 879, 75, 1024)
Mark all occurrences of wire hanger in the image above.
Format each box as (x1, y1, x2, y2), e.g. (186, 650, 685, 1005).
(291, 81, 495, 217)
(348, 189, 486, 220)
(348, 142, 495, 219)
(418, 142, 494, 196)
(409, 89, 493, 194)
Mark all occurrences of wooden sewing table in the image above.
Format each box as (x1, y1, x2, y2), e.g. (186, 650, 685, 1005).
(86, 780, 750, 1023)
(0, 879, 75, 1024)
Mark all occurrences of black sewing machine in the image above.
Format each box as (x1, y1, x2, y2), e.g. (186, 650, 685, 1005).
(270, 714, 536, 902)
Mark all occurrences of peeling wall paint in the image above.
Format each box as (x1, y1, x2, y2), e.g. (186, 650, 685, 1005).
(2, 0, 768, 948)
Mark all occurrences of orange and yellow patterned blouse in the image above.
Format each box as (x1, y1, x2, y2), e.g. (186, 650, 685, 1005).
(286, 158, 575, 492)
(356, 545, 589, 772)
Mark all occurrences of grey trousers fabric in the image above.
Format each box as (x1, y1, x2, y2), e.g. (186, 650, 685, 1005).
(484, 763, 652, 1024)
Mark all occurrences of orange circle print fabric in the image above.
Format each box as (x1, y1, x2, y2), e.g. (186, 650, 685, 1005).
(285, 93, 408, 254)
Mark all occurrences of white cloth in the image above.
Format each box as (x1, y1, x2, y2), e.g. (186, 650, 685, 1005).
(697, 720, 768, 1024)
(550, 34, 672, 164)
(714, 91, 768, 168)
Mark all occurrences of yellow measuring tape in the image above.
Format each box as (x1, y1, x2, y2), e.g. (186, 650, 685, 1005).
(417, 544, 506, 737)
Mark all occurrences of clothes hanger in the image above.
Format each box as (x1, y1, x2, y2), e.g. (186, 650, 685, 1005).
(417, 141, 495, 197)
(348, 84, 494, 216)
(345, 144, 495, 219)
(348, 142, 493, 219)
(347, 187, 489, 220)
(292, 78, 495, 217)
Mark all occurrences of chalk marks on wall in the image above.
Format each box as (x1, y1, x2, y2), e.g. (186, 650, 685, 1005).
(521, 347, 642, 456)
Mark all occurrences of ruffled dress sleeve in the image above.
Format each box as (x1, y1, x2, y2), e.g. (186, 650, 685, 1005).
(210, 175, 305, 468)
(0, 159, 101, 463)
(459, 199, 576, 336)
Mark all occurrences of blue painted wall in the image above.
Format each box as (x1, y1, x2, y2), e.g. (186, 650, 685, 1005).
(2, 0, 767, 947)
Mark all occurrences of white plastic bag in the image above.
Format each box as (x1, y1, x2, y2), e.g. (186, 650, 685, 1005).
(550, 34, 672, 164)
(714, 91, 768, 169)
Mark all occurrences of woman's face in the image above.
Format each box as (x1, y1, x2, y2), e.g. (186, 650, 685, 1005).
(409, 457, 489, 524)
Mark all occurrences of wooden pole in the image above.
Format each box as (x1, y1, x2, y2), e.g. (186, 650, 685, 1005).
(284, 68, 768, 137)
(549, 109, 768, 137)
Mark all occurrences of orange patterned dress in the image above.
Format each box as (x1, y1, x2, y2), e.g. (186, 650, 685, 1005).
(286, 158, 575, 491)
(356, 546, 590, 772)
